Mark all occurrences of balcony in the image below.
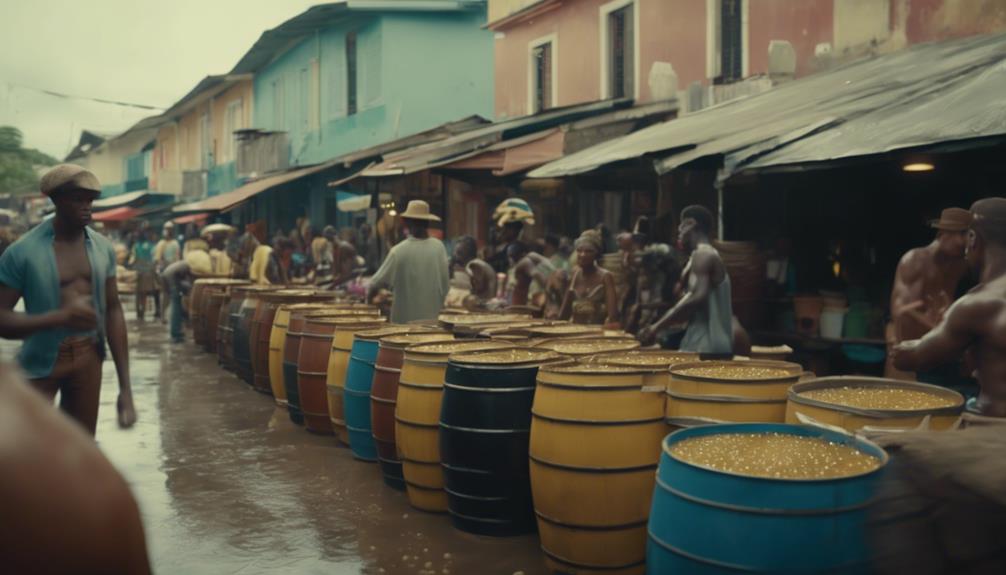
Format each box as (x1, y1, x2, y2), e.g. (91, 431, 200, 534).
(235, 129, 289, 179)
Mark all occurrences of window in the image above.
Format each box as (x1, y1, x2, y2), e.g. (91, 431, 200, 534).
(531, 41, 554, 113)
(346, 31, 358, 116)
(720, 0, 743, 83)
(222, 99, 243, 162)
(708, 0, 746, 84)
(599, 1, 631, 99)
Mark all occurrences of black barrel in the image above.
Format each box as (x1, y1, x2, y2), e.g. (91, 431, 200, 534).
(439, 348, 563, 536)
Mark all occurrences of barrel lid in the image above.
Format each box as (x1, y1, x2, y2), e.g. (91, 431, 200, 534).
(438, 312, 533, 327)
(234, 284, 285, 294)
(590, 349, 699, 369)
(535, 337, 640, 356)
(670, 360, 804, 383)
(380, 333, 454, 349)
(193, 278, 250, 286)
(449, 347, 562, 367)
(788, 376, 964, 417)
(303, 309, 380, 319)
(528, 324, 604, 337)
(355, 325, 441, 342)
(405, 339, 512, 359)
(310, 317, 385, 327)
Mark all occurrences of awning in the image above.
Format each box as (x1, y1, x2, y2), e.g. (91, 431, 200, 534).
(336, 191, 370, 212)
(173, 160, 341, 214)
(92, 206, 142, 222)
(438, 128, 565, 176)
(93, 190, 175, 211)
(173, 212, 210, 225)
(528, 33, 1006, 179)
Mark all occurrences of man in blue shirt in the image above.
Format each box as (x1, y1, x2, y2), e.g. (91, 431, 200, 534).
(0, 164, 136, 436)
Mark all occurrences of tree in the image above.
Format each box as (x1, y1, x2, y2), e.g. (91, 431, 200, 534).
(0, 127, 58, 196)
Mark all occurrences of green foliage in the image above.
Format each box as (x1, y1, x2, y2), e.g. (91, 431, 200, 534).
(0, 126, 58, 196)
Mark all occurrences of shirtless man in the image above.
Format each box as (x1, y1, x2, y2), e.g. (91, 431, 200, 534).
(887, 207, 971, 379)
(638, 205, 733, 356)
(0, 165, 136, 435)
(507, 242, 555, 308)
(894, 198, 1006, 418)
(0, 363, 151, 574)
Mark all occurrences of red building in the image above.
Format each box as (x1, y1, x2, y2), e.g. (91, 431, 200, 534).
(489, 0, 1006, 119)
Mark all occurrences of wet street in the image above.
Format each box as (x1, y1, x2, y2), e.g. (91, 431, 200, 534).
(3, 313, 548, 575)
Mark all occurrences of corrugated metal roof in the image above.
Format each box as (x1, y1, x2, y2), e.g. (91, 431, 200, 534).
(172, 161, 340, 214)
(529, 33, 1006, 179)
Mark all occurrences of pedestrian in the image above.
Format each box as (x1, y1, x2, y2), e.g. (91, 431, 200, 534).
(0, 164, 137, 435)
(0, 362, 151, 574)
(154, 221, 181, 321)
(886, 207, 971, 383)
(161, 250, 210, 343)
(558, 230, 620, 328)
(543, 233, 570, 272)
(638, 205, 733, 356)
(893, 197, 1006, 419)
(488, 197, 535, 274)
(358, 222, 380, 273)
(367, 200, 449, 324)
(507, 241, 555, 309)
(131, 228, 160, 321)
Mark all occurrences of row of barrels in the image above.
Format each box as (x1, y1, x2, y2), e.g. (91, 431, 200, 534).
(188, 281, 963, 575)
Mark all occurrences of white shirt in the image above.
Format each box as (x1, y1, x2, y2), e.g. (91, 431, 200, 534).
(370, 237, 449, 324)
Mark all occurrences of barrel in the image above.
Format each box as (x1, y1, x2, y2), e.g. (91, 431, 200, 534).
(666, 360, 804, 426)
(297, 318, 342, 434)
(326, 317, 388, 445)
(440, 348, 563, 536)
(371, 333, 455, 489)
(397, 340, 514, 512)
(254, 291, 335, 396)
(234, 286, 279, 385)
(528, 324, 605, 339)
(531, 362, 666, 574)
(438, 313, 534, 337)
(287, 310, 379, 426)
(344, 326, 444, 461)
(190, 278, 230, 347)
(269, 302, 357, 406)
(786, 376, 965, 432)
(534, 337, 641, 358)
(647, 423, 887, 573)
(223, 286, 256, 373)
(202, 288, 228, 353)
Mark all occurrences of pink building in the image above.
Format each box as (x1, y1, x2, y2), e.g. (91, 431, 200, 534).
(489, 0, 1006, 119)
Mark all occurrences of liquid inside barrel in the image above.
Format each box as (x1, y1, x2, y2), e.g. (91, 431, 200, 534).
(439, 348, 562, 536)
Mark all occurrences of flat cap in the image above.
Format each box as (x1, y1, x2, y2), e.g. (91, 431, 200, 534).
(39, 164, 102, 197)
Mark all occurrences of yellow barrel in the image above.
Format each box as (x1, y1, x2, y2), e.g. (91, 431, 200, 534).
(534, 337, 640, 358)
(666, 360, 804, 425)
(325, 317, 387, 445)
(266, 299, 342, 405)
(531, 362, 666, 574)
(786, 376, 965, 432)
(396, 339, 512, 512)
(590, 350, 700, 388)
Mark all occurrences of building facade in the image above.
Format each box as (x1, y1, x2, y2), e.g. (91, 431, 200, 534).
(489, 0, 1006, 118)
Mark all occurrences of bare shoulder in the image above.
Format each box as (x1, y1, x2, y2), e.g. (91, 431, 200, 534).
(946, 287, 1005, 327)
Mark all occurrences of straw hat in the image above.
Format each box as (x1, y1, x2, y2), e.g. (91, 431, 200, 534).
(184, 249, 213, 276)
(929, 207, 972, 232)
(399, 200, 441, 222)
(200, 223, 235, 237)
(39, 164, 101, 197)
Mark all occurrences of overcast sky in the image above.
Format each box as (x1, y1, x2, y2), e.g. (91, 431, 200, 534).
(0, 0, 321, 159)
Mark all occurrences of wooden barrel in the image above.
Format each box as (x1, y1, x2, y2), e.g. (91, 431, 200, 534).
(786, 376, 965, 432)
(223, 287, 257, 373)
(254, 291, 335, 396)
(298, 318, 341, 434)
(440, 348, 562, 536)
(344, 326, 443, 462)
(202, 288, 228, 354)
(269, 302, 346, 407)
(234, 285, 279, 385)
(397, 340, 513, 512)
(326, 317, 388, 445)
(534, 337, 640, 358)
(190, 279, 228, 347)
(531, 362, 665, 574)
(648, 423, 887, 573)
(371, 333, 455, 489)
(666, 360, 804, 426)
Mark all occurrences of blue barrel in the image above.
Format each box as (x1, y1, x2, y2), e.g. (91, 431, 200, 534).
(345, 336, 381, 461)
(647, 423, 887, 574)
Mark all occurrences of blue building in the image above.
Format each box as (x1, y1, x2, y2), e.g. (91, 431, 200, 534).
(235, 1, 494, 168)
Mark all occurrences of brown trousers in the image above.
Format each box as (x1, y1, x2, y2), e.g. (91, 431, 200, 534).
(30, 337, 103, 436)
